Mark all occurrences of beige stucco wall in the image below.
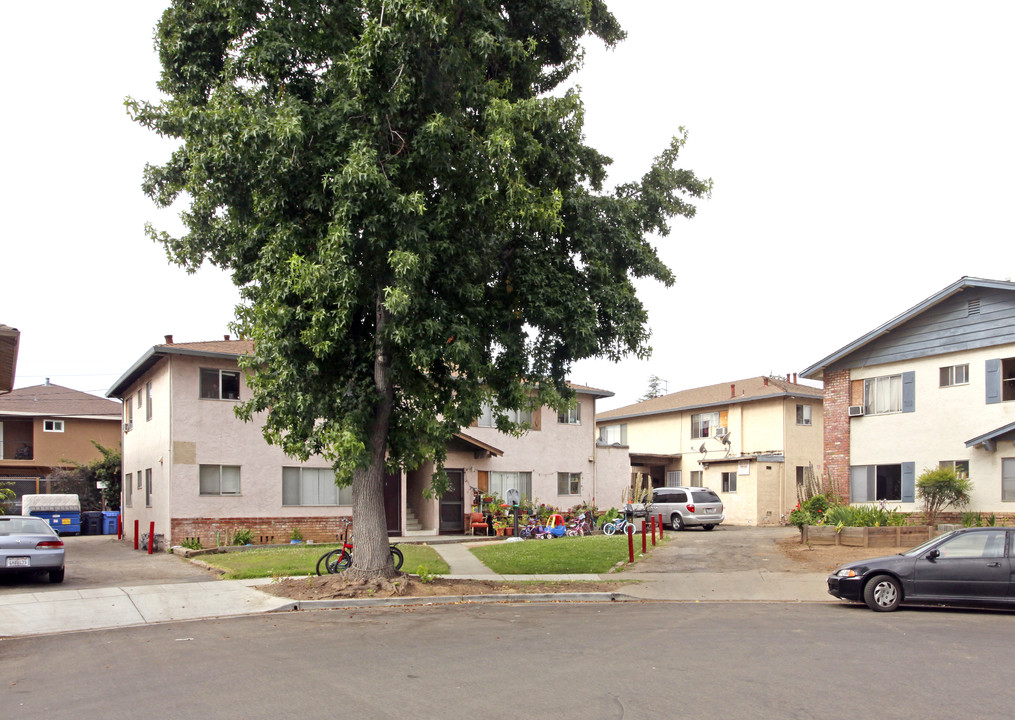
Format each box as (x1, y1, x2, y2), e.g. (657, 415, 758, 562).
(849, 345, 1015, 513)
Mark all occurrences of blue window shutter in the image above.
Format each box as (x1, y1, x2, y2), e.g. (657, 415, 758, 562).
(850, 466, 870, 503)
(986, 359, 1002, 404)
(902, 462, 916, 503)
(902, 371, 916, 413)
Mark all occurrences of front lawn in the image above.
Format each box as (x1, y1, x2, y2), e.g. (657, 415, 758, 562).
(197, 543, 450, 580)
(471, 534, 648, 574)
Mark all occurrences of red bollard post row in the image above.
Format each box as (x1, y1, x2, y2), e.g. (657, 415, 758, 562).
(641, 521, 647, 554)
(148, 521, 155, 554)
(134, 519, 139, 550)
(627, 525, 635, 563)
(651, 515, 656, 546)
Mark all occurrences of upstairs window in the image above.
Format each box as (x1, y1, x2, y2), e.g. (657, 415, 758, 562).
(864, 375, 902, 415)
(691, 412, 719, 439)
(939, 364, 969, 387)
(598, 424, 627, 445)
(558, 402, 581, 425)
(796, 404, 812, 426)
(145, 382, 153, 421)
(200, 368, 241, 400)
(477, 401, 531, 428)
(43, 419, 64, 433)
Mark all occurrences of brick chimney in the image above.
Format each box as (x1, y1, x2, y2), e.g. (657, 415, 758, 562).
(224, 334, 231, 341)
(164, 334, 174, 344)
(730, 383, 736, 398)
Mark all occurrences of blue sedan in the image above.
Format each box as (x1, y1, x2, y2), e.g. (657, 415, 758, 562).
(827, 527, 1013, 612)
(0, 516, 66, 583)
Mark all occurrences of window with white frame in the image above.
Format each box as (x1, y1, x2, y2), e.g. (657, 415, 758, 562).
(488, 471, 532, 499)
(199, 465, 241, 496)
(691, 412, 718, 439)
(124, 402, 132, 428)
(557, 472, 581, 495)
(598, 423, 627, 445)
(864, 374, 903, 415)
(145, 381, 153, 421)
(43, 419, 64, 433)
(665, 470, 681, 487)
(690, 470, 703, 486)
(796, 404, 812, 426)
(1002, 459, 1015, 502)
(557, 402, 581, 425)
(939, 364, 969, 388)
(145, 468, 153, 507)
(722, 471, 737, 493)
(477, 401, 532, 428)
(200, 368, 241, 400)
(282, 467, 351, 506)
(939, 460, 970, 479)
(125, 472, 132, 507)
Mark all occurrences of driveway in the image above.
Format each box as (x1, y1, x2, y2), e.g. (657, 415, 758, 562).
(0, 534, 215, 594)
(624, 524, 801, 574)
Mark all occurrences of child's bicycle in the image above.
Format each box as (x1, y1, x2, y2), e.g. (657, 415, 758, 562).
(315, 519, 404, 574)
(601, 515, 638, 536)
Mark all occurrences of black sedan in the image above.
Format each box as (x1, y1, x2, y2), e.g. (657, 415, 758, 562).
(0, 515, 65, 583)
(828, 527, 1014, 612)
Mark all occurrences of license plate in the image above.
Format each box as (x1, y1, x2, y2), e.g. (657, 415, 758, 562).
(6, 557, 30, 568)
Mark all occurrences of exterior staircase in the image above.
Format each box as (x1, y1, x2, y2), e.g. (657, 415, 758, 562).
(403, 507, 434, 537)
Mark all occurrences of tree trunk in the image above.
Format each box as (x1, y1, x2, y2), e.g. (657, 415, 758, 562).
(345, 293, 398, 580)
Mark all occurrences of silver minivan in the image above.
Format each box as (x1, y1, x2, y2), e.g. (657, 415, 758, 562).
(646, 487, 724, 531)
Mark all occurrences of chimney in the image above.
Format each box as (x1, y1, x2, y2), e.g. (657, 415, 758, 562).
(45, 377, 50, 386)
(224, 334, 231, 341)
(730, 383, 736, 398)
(792, 373, 798, 384)
(165, 334, 174, 344)
(763, 377, 769, 386)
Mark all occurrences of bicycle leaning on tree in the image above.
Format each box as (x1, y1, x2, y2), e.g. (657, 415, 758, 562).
(315, 519, 404, 575)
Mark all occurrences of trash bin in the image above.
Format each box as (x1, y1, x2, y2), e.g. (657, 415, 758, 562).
(101, 511, 120, 535)
(82, 511, 103, 536)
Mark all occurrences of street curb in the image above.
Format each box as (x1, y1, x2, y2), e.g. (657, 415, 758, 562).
(268, 591, 638, 611)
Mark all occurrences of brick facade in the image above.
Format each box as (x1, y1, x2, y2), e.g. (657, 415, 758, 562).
(170, 516, 353, 547)
(822, 368, 851, 500)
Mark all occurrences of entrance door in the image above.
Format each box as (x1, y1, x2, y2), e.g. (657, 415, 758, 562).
(383, 471, 401, 537)
(439, 469, 465, 534)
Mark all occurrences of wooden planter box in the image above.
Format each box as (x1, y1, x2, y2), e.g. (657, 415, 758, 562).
(802, 525, 933, 548)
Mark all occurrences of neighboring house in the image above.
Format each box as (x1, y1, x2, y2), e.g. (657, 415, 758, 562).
(801, 277, 1015, 516)
(595, 376, 824, 525)
(107, 336, 629, 546)
(0, 324, 19, 394)
(0, 381, 122, 512)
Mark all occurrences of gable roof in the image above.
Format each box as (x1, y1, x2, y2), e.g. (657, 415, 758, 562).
(0, 383, 121, 418)
(596, 376, 822, 422)
(802, 277, 1015, 380)
(107, 339, 254, 398)
(0, 324, 19, 393)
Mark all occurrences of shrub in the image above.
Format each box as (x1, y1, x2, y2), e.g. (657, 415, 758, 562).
(916, 467, 972, 527)
(232, 528, 254, 546)
(788, 494, 830, 528)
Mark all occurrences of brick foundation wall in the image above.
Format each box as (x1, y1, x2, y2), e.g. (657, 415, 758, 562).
(171, 516, 353, 547)
(822, 368, 851, 500)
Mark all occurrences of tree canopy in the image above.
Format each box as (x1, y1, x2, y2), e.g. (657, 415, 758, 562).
(130, 0, 711, 579)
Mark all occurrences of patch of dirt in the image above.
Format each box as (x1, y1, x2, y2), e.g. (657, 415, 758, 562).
(776, 536, 906, 573)
(261, 574, 627, 601)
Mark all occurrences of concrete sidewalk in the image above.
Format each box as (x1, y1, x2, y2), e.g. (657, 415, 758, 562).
(0, 538, 834, 638)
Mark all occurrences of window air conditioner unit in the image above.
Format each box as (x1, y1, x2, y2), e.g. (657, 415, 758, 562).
(847, 406, 864, 417)
(123, 422, 133, 432)
(714, 426, 728, 438)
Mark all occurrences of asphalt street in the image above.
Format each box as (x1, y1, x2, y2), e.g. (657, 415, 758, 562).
(4, 602, 1015, 720)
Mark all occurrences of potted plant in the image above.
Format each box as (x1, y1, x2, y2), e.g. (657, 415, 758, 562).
(290, 527, 304, 544)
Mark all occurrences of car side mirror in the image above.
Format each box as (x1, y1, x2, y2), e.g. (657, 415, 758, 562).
(926, 549, 940, 560)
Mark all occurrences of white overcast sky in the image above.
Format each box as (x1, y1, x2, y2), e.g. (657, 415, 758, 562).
(2, 2, 1013, 411)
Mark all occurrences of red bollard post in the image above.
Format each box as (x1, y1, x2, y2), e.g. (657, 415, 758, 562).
(117, 513, 122, 540)
(134, 519, 139, 550)
(148, 521, 155, 554)
(627, 525, 635, 563)
(651, 515, 656, 546)
(659, 513, 665, 539)
(641, 520, 647, 553)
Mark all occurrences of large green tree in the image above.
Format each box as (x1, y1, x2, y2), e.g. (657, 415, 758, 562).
(131, 0, 710, 581)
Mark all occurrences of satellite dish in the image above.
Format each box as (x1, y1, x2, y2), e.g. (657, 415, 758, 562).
(699, 443, 707, 454)
(505, 488, 521, 506)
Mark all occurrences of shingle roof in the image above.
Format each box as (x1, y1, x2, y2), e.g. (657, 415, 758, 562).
(0, 383, 121, 417)
(596, 376, 823, 422)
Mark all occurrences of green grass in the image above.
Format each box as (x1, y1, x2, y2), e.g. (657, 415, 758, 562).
(197, 543, 450, 580)
(470, 534, 643, 574)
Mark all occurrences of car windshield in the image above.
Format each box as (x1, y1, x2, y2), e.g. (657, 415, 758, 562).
(900, 530, 957, 557)
(0, 517, 54, 535)
(691, 490, 721, 503)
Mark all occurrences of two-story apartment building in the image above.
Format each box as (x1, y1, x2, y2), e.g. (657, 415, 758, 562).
(0, 381, 122, 511)
(107, 336, 629, 546)
(802, 277, 1015, 514)
(596, 376, 824, 525)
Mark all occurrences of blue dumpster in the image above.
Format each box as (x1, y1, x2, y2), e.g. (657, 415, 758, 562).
(102, 511, 120, 535)
(22, 494, 82, 535)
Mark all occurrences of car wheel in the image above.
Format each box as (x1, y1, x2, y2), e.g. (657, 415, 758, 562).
(49, 568, 65, 584)
(671, 514, 684, 531)
(863, 574, 901, 612)
(702, 524, 716, 531)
